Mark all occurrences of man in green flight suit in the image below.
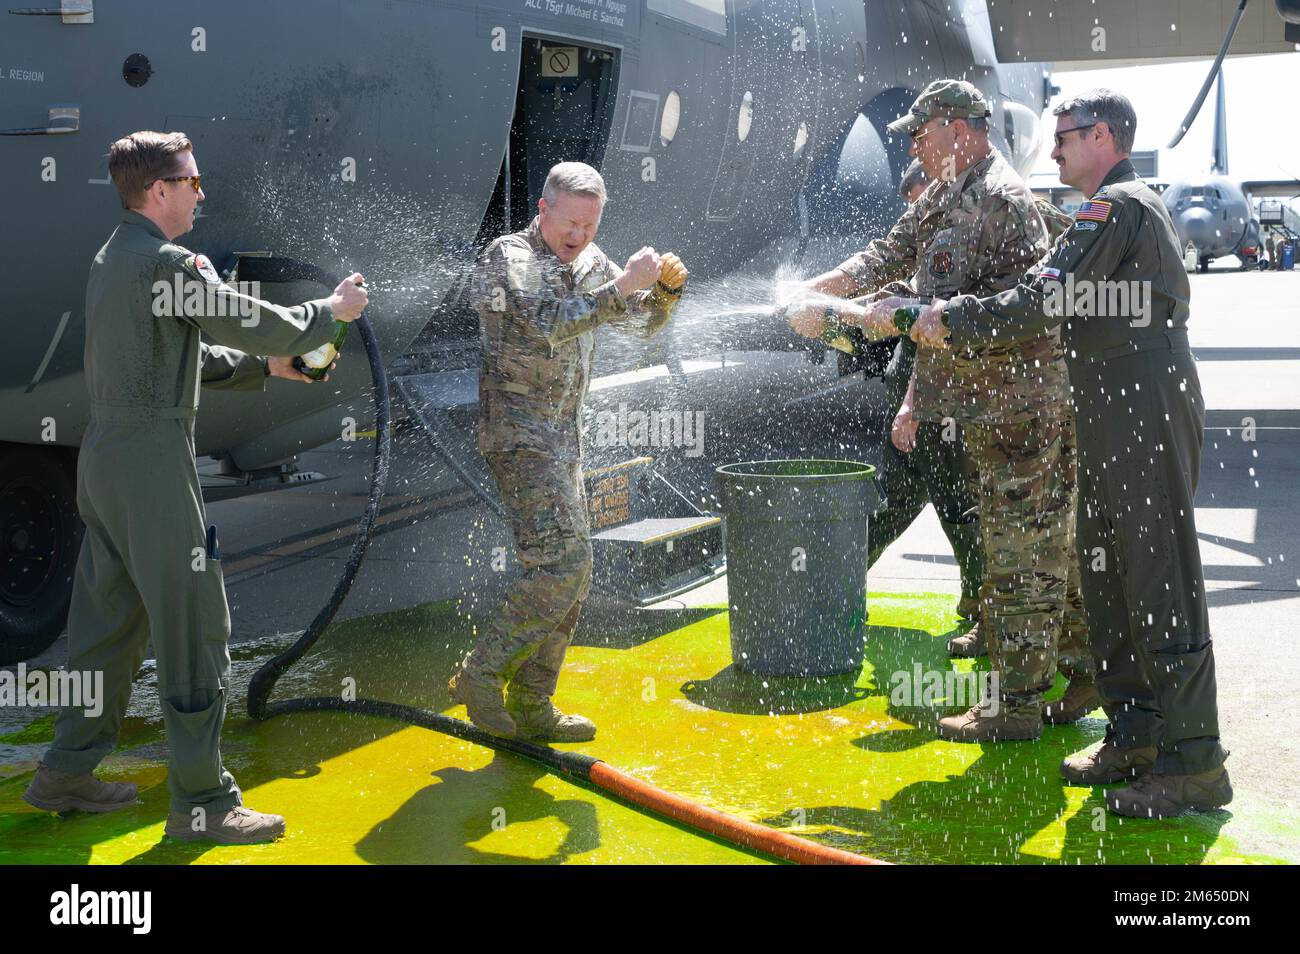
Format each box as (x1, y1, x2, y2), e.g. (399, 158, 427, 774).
(912, 90, 1231, 817)
(22, 131, 369, 842)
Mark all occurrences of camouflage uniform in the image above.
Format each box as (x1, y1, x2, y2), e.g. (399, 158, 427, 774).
(463, 216, 672, 701)
(839, 87, 1087, 714)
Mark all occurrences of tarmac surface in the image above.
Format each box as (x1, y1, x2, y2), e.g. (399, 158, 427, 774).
(3, 265, 1298, 863)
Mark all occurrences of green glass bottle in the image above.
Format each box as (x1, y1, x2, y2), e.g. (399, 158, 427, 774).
(819, 322, 867, 355)
(892, 305, 923, 334)
(802, 303, 863, 355)
(294, 320, 348, 380)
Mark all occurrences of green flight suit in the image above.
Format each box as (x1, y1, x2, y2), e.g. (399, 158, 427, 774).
(945, 159, 1227, 775)
(42, 210, 337, 814)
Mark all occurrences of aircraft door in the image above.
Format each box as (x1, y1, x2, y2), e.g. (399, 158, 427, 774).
(500, 35, 621, 235)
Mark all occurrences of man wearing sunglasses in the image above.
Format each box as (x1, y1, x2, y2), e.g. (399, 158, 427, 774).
(911, 90, 1230, 818)
(23, 130, 369, 844)
(787, 78, 1096, 742)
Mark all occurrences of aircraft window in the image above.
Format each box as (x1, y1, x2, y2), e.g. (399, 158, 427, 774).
(648, 0, 726, 36)
(661, 90, 681, 146)
(738, 91, 753, 142)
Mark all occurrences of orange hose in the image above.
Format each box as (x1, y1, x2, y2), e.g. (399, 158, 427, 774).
(588, 761, 888, 865)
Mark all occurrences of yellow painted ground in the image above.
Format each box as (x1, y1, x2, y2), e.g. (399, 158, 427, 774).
(0, 594, 1287, 864)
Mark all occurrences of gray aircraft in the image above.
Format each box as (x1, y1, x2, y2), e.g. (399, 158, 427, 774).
(3, 0, 1298, 663)
(1161, 67, 1266, 272)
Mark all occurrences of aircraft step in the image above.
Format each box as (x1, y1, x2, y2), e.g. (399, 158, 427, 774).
(591, 514, 725, 607)
(395, 370, 725, 604)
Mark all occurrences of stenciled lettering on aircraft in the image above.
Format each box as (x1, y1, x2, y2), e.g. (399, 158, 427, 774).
(0, 67, 47, 83)
(521, 0, 627, 28)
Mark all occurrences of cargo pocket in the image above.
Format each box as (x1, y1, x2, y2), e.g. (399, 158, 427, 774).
(194, 557, 232, 644)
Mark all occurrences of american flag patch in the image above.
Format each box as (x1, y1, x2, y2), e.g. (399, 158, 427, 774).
(1076, 200, 1112, 223)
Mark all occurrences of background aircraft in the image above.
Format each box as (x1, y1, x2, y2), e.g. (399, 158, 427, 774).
(1161, 67, 1266, 271)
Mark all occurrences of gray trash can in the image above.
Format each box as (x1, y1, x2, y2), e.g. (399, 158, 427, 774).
(716, 459, 875, 676)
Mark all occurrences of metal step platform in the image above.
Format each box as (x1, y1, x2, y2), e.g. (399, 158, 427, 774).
(395, 370, 725, 604)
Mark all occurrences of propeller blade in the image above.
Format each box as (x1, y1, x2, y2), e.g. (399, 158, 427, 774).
(1168, 0, 1250, 149)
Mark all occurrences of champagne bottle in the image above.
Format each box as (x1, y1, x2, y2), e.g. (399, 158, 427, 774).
(819, 322, 867, 355)
(794, 303, 859, 355)
(294, 320, 348, 380)
(892, 305, 923, 335)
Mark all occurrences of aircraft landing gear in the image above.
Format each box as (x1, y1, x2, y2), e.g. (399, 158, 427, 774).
(0, 445, 81, 665)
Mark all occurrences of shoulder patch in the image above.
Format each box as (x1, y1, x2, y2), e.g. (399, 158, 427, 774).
(1076, 199, 1112, 223)
(1074, 221, 1099, 232)
(189, 253, 221, 284)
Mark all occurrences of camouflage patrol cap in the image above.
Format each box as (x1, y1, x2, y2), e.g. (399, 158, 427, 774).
(888, 79, 991, 135)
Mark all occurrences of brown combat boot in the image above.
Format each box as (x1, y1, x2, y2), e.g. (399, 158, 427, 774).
(1105, 766, 1233, 819)
(165, 805, 286, 844)
(955, 595, 980, 621)
(936, 700, 1042, 742)
(1042, 677, 1102, 724)
(1060, 740, 1157, 785)
(22, 762, 138, 814)
(947, 620, 986, 658)
(449, 669, 517, 739)
(506, 691, 596, 743)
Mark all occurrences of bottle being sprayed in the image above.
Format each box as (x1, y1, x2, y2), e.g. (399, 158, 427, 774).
(293, 278, 365, 380)
(293, 321, 348, 380)
(892, 305, 923, 334)
(819, 320, 868, 356)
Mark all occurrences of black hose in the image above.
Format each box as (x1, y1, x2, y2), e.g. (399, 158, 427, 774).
(240, 258, 392, 720)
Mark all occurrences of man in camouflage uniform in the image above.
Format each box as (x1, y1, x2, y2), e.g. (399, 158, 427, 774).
(789, 80, 1097, 741)
(449, 162, 687, 742)
(914, 89, 1231, 816)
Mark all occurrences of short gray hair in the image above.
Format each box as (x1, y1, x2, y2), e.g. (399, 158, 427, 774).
(542, 161, 607, 204)
(1053, 88, 1136, 154)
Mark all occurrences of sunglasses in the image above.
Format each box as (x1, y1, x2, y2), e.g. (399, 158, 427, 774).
(155, 174, 202, 193)
(911, 119, 952, 143)
(1052, 124, 1097, 149)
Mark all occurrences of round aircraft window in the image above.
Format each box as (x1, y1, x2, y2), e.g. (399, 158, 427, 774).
(738, 91, 754, 142)
(661, 90, 681, 146)
(794, 122, 808, 156)
(123, 53, 152, 88)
